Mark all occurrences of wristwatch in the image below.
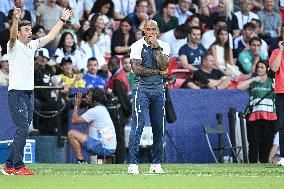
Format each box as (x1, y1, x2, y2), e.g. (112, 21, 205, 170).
(60, 17, 67, 23)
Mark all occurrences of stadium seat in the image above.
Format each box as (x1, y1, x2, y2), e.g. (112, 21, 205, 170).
(167, 57, 179, 76)
(280, 7, 284, 23)
(170, 69, 192, 79)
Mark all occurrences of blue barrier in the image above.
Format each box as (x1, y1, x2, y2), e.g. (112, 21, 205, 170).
(0, 87, 14, 140)
(0, 87, 249, 163)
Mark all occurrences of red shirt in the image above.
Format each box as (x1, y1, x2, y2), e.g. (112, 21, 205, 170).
(269, 49, 284, 93)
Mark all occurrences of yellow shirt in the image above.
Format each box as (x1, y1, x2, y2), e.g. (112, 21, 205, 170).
(58, 74, 85, 88)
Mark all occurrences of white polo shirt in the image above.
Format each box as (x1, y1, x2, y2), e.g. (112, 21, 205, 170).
(8, 39, 41, 90)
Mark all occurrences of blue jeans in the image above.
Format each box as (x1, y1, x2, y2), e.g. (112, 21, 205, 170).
(128, 90, 165, 164)
(6, 90, 34, 169)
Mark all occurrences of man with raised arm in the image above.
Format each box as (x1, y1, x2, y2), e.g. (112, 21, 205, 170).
(1, 6, 73, 176)
(127, 20, 170, 174)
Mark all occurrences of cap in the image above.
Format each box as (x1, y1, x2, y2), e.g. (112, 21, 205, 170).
(0, 54, 8, 62)
(60, 56, 73, 66)
(35, 48, 50, 59)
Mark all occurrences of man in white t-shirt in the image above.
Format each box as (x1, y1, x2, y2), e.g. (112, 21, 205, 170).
(69, 88, 116, 164)
(1, 6, 73, 176)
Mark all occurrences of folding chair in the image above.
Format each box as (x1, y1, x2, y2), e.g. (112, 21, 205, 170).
(203, 114, 242, 163)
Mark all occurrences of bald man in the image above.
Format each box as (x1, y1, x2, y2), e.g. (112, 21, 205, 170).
(128, 20, 170, 174)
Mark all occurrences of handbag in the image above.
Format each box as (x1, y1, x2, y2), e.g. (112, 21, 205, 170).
(165, 87, 177, 123)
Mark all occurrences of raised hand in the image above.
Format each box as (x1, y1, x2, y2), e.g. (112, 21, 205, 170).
(13, 6, 21, 20)
(74, 92, 83, 107)
(61, 8, 74, 21)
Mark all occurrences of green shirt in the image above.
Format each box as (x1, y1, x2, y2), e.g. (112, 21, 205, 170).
(152, 13, 178, 33)
(238, 50, 267, 74)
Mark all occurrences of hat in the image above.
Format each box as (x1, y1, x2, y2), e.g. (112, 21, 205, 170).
(0, 54, 8, 62)
(60, 56, 73, 66)
(35, 48, 50, 59)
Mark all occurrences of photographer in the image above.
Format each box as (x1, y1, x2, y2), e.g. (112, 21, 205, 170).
(269, 40, 284, 165)
(237, 60, 276, 163)
(105, 56, 131, 164)
(69, 88, 116, 164)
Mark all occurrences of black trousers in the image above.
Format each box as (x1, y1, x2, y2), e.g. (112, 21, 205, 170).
(246, 119, 276, 163)
(276, 94, 284, 157)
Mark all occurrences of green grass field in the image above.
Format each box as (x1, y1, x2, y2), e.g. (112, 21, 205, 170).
(1, 164, 284, 189)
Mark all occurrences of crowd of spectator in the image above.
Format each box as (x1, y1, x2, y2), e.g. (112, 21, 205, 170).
(0, 0, 283, 164)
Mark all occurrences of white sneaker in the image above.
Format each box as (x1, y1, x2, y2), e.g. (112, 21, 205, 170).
(276, 157, 284, 166)
(128, 164, 139, 174)
(149, 164, 165, 174)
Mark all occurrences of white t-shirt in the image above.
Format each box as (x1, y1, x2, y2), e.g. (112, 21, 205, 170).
(159, 29, 187, 57)
(113, 0, 137, 17)
(201, 30, 233, 50)
(82, 104, 117, 150)
(8, 38, 42, 90)
(80, 41, 106, 69)
(97, 33, 111, 56)
(234, 11, 259, 30)
(54, 48, 86, 70)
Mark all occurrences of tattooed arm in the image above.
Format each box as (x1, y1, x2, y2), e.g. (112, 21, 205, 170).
(155, 49, 169, 71)
(131, 59, 160, 76)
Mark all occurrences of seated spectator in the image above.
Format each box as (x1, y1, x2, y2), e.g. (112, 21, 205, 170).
(201, 16, 233, 49)
(122, 55, 135, 90)
(159, 23, 190, 57)
(250, 19, 269, 56)
(182, 52, 231, 89)
(111, 18, 136, 56)
(0, 10, 9, 54)
(175, 0, 193, 25)
(0, 54, 8, 86)
(80, 28, 106, 69)
(8, 0, 32, 23)
(36, 0, 63, 33)
(237, 37, 266, 75)
(90, 14, 111, 57)
(233, 22, 256, 58)
(127, 0, 150, 31)
(33, 48, 59, 135)
(135, 28, 143, 40)
(185, 14, 201, 28)
(196, 0, 218, 32)
(30, 0, 45, 26)
(257, 0, 282, 52)
(179, 26, 206, 71)
(84, 57, 107, 89)
(55, 32, 84, 72)
(209, 27, 242, 78)
(88, 0, 115, 35)
(77, 19, 90, 45)
(113, 0, 137, 20)
(69, 88, 117, 164)
(152, 0, 178, 34)
(209, 0, 240, 37)
(56, 57, 86, 99)
(32, 24, 54, 56)
(234, 0, 259, 30)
